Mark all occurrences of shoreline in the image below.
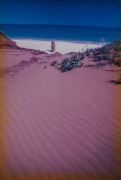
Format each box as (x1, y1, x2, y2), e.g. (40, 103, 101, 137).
(13, 39, 105, 54)
(12, 37, 107, 44)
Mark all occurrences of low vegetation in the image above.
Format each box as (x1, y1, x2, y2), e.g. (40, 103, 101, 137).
(58, 54, 84, 72)
(114, 40, 121, 52)
(50, 60, 57, 66)
(0, 30, 8, 39)
(49, 40, 121, 78)
(114, 60, 121, 67)
(113, 40, 121, 84)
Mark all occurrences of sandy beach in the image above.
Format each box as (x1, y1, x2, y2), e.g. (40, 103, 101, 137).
(0, 37, 121, 180)
(14, 39, 104, 54)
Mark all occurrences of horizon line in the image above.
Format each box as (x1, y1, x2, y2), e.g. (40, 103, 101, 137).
(0, 23, 121, 29)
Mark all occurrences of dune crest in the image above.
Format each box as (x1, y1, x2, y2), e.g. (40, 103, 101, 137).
(0, 31, 17, 48)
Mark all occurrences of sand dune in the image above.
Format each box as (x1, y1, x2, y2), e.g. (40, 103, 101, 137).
(5, 62, 115, 174)
(0, 40, 120, 180)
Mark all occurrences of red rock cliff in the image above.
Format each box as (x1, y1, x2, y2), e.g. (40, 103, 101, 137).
(0, 31, 17, 48)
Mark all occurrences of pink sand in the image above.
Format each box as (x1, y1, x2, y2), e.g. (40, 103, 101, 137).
(4, 49, 115, 174)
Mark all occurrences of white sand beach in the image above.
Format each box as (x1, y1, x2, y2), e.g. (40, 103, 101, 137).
(14, 39, 104, 54)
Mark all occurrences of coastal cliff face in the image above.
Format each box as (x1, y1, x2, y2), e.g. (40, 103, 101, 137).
(0, 31, 17, 48)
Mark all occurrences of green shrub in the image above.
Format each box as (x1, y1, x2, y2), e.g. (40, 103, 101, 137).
(114, 40, 121, 52)
(0, 30, 8, 39)
(59, 56, 83, 72)
(114, 60, 121, 67)
(50, 60, 57, 66)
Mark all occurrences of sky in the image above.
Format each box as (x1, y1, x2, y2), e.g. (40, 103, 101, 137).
(0, 0, 121, 27)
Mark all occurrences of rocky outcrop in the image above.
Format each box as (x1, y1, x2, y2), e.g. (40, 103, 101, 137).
(0, 31, 17, 48)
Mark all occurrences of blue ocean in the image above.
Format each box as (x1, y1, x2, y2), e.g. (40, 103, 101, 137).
(0, 24, 121, 43)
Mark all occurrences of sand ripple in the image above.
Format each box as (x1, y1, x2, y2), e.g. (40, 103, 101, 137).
(5, 65, 115, 175)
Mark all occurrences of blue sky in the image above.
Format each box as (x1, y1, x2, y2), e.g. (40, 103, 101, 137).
(0, 0, 121, 27)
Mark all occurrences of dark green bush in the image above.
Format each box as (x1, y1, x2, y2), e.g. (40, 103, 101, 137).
(59, 56, 83, 72)
(50, 60, 57, 66)
(114, 40, 121, 52)
(114, 60, 121, 67)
